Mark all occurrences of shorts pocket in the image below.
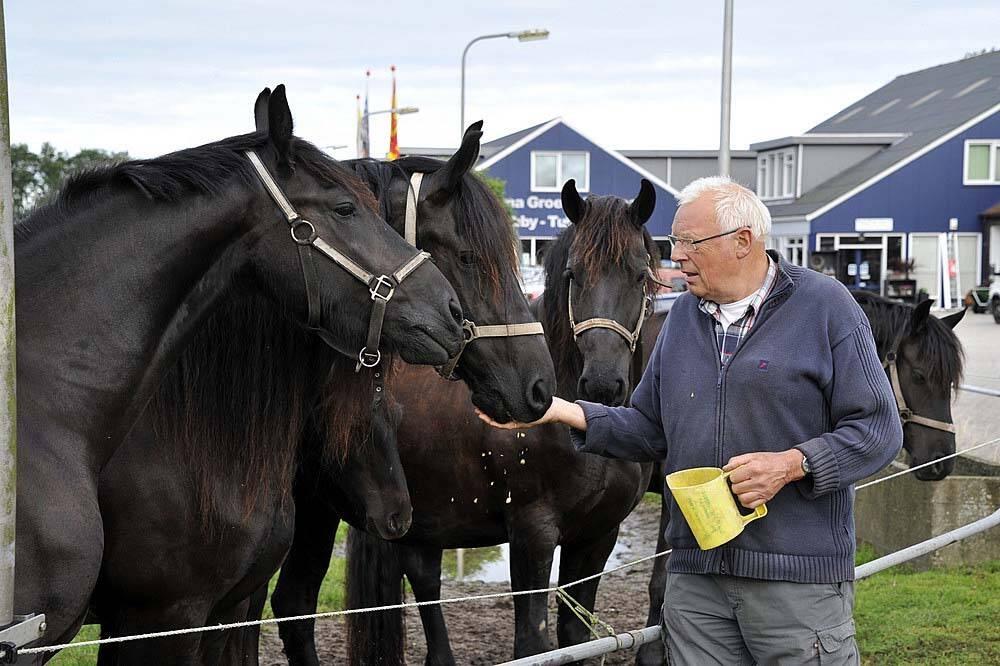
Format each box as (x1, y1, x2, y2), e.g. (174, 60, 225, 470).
(816, 618, 857, 664)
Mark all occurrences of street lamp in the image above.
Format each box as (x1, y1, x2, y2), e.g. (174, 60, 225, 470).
(460, 29, 549, 136)
(363, 106, 419, 119)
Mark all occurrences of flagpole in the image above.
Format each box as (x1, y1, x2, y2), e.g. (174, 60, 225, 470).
(388, 65, 399, 160)
(719, 0, 734, 177)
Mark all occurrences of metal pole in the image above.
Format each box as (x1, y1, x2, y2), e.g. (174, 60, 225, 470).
(461, 35, 499, 138)
(960, 384, 1000, 398)
(718, 0, 734, 176)
(0, 0, 16, 628)
(855, 508, 1000, 579)
(497, 625, 662, 666)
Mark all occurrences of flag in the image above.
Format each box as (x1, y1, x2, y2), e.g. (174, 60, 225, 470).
(359, 70, 371, 158)
(388, 65, 399, 160)
(355, 94, 363, 157)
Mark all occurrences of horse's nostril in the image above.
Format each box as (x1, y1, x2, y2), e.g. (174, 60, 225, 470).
(387, 512, 400, 535)
(449, 299, 464, 324)
(528, 376, 552, 416)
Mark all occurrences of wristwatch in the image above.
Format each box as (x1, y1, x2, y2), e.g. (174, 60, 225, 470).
(801, 454, 812, 476)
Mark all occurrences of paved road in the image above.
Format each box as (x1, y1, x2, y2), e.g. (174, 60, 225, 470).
(950, 309, 1000, 464)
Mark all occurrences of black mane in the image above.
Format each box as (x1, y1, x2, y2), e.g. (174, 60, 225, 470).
(347, 156, 520, 299)
(17, 132, 375, 240)
(854, 291, 964, 391)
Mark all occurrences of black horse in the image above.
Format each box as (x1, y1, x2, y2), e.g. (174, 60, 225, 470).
(636, 290, 966, 666)
(92, 113, 555, 663)
(14, 85, 465, 661)
(281, 179, 658, 665)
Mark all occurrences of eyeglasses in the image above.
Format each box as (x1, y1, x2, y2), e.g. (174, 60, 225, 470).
(665, 226, 749, 254)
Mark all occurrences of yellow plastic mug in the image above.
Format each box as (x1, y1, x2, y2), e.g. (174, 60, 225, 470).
(666, 467, 768, 550)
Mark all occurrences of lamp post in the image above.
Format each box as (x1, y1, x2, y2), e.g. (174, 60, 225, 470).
(460, 29, 549, 136)
(719, 0, 734, 176)
(364, 106, 419, 119)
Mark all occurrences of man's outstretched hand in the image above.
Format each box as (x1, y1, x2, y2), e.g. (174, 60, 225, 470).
(475, 396, 588, 431)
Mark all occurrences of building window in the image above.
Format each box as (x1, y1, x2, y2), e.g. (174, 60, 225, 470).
(757, 149, 796, 200)
(782, 236, 805, 266)
(531, 151, 590, 192)
(964, 140, 1000, 184)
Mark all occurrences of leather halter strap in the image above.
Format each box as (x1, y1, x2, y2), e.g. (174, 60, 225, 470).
(246, 150, 431, 372)
(882, 350, 956, 434)
(402, 170, 545, 380)
(567, 268, 654, 353)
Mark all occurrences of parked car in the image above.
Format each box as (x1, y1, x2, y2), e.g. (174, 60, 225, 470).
(964, 285, 991, 313)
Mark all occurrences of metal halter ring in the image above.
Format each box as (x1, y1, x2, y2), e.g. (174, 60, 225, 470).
(358, 347, 382, 369)
(290, 218, 318, 245)
(369, 275, 397, 302)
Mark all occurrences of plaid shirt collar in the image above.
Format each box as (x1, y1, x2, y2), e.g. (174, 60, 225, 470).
(697, 255, 778, 324)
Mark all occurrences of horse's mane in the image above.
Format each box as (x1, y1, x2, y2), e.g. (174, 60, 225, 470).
(149, 290, 382, 529)
(347, 156, 519, 301)
(542, 195, 659, 380)
(853, 291, 964, 392)
(16, 132, 377, 240)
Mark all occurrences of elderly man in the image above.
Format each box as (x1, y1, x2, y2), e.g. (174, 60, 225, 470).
(479, 176, 902, 664)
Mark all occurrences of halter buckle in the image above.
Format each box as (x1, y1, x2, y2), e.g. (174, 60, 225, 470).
(885, 351, 897, 363)
(290, 219, 317, 245)
(370, 275, 396, 302)
(357, 347, 382, 370)
(899, 408, 913, 422)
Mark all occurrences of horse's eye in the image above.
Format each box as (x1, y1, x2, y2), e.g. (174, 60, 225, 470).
(459, 250, 476, 267)
(912, 370, 926, 384)
(636, 271, 647, 284)
(334, 203, 355, 217)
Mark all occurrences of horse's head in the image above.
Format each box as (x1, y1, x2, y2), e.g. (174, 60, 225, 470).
(380, 123, 555, 424)
(893, 300, 965, 480)
(248, 86, 464, 367)
(330, 395, 412, 540)
(548, 178, 657, 406)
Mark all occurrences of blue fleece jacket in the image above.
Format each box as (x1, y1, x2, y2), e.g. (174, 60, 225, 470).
(571, 253, 902, 583)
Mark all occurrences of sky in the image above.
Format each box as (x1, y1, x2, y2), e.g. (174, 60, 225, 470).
(9, 1, 1000, 159)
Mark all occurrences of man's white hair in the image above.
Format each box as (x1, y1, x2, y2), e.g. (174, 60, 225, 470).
(676, 176, 771, 240)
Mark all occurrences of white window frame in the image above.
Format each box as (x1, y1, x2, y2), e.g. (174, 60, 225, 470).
(962, 139, 1000, 185)
(757, 149, 796, 201)
(779, 235, 807, 266)
(530, 151, 590, 192)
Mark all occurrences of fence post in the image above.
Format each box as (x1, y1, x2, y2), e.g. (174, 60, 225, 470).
(0, 0, 16, 628)
(0, 2, 45, 652)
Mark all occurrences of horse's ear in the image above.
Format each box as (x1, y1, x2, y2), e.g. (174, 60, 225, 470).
(267, 84, 294, 167)
(909, 298, 934, 334)
(424, 120, 483, 201)
(254, 87, 271, 133)
(561, 179, 585, 224)
(938, 307, 966, 330)
(628, 179, 656, 227)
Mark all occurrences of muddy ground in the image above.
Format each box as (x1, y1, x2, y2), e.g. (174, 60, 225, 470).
(259, 498, 665, 665)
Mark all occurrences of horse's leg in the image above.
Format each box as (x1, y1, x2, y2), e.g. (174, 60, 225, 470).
(508, 516, 559, 659)
(16, 443, 103, 664)
(271, 498, 340, 666)
(556, 526, 620, 650)
(96, 601, 209, 666)
(399, 544, 455, 666)
(636, 489, 670, 666)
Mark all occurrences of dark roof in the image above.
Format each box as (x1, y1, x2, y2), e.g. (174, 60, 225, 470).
(982, 200, 1000, 219)
(621, 149, 757, 159)
(768, 50, 1000, 219)
(481, 119, 558, 150)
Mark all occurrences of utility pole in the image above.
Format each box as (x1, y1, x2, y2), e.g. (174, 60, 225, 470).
(719, 0, 734, 176)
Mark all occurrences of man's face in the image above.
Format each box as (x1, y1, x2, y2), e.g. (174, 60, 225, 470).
(670, 194, 736, 301)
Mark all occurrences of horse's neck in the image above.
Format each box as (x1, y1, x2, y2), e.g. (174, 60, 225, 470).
(17, 188, 259, 449)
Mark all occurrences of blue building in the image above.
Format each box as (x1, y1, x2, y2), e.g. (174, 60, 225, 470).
(406, 51, 1000, 304)
(756, 50, 1000, 303)
(405, 119, 756, 268)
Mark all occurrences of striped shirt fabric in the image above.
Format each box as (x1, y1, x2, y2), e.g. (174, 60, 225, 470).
(698, 257, 778, 366)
